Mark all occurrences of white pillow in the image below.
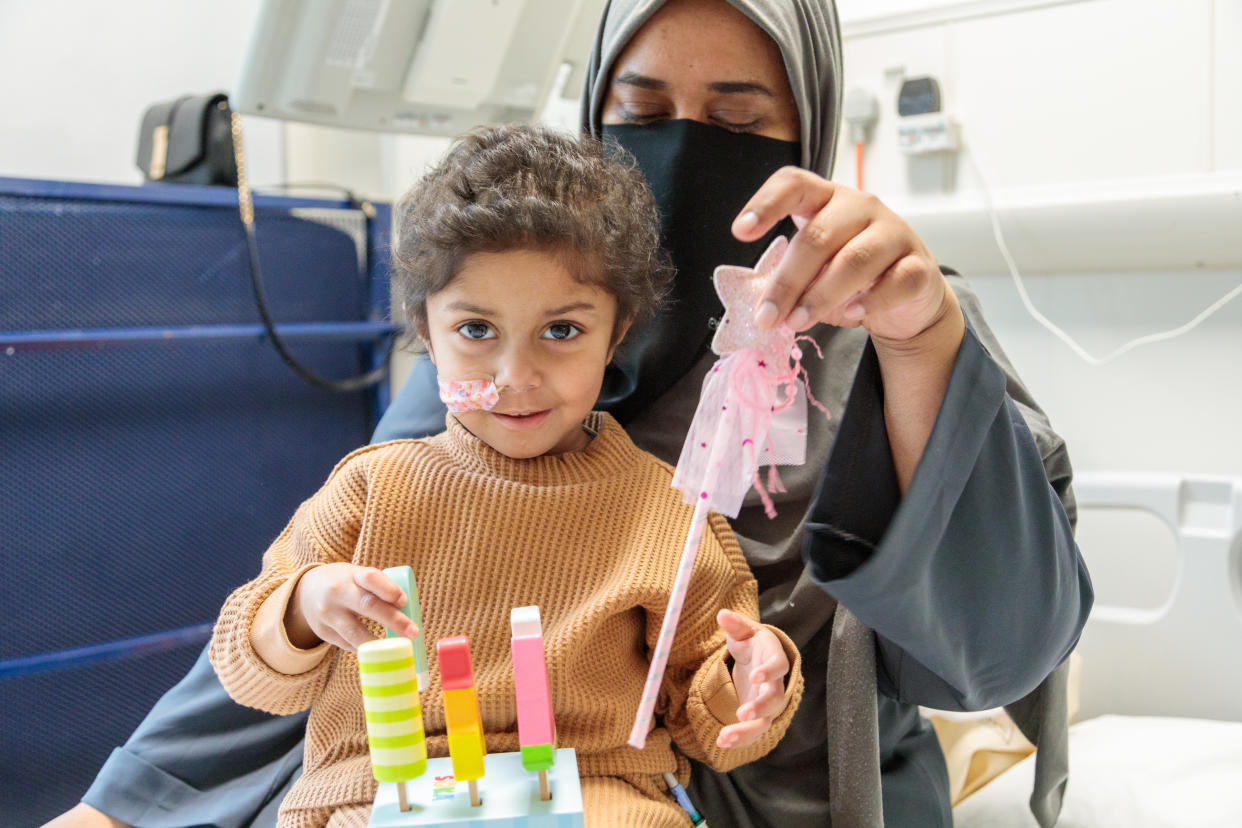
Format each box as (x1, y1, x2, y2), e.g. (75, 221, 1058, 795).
(953, 715, 1242, 827)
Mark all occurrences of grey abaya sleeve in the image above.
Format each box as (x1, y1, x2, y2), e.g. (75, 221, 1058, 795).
(81, 647, 304, 828)
(803, 275, 1093, 711)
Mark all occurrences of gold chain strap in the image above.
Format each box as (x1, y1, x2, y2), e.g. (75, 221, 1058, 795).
(230, 111, 255, 227)
(228, 112, 377, 221)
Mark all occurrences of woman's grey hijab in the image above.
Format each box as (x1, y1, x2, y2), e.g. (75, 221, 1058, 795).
(580, 0, 845, 179)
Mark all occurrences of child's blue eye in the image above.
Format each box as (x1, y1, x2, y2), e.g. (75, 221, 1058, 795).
(457, 321, 495, 340)
(542, 322, 582, 341)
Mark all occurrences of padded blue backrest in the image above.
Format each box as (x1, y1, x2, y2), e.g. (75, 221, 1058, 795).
(0, 178, 392, 825)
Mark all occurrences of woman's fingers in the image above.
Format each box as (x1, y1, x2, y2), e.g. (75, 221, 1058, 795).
(733, 167, 945, 340)
(734, 168, 888, 330)
(733, 168, 848, 328)
(738, 685, 780, 720)
(845, 253, 945, 341)
(795, 223, 910, 329)
(765, 197, 882, 328)
(731, 166, 834, 241)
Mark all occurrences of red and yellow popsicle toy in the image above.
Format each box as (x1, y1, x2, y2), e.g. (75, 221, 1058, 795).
(510, 605, 556, 801)
(437, 635, 486, 807)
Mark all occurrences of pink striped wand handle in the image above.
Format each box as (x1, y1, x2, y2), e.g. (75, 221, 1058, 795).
(629, 493, 713, 748)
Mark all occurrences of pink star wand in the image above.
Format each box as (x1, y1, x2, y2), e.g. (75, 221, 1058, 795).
(629, 236, 828, 749)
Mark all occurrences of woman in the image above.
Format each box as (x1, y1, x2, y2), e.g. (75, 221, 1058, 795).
(57, 1, 1090, 826)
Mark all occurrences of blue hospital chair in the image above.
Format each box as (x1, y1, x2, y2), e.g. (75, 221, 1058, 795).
(0, 177, 394, 826)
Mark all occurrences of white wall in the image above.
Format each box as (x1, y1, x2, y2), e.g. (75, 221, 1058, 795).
(832, 0, 1242, 478)
(0, 0, 282, 185)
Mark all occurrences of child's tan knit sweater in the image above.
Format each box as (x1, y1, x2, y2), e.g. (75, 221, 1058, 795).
(210, 412, 802, 821)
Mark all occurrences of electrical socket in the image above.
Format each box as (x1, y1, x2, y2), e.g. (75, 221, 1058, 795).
(897, 112, 957, 155)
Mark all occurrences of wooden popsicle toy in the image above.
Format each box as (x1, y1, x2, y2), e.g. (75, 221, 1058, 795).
(357, 637, 427, 812)
(383, 565, 430, 691)
(510, 606, 556, 801)
(437, 635, 487, 807)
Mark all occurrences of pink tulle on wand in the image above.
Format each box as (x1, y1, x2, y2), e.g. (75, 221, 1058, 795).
(628, 236, 829, 749)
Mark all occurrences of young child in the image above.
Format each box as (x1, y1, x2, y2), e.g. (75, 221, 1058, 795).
(209, 125, 804, 828)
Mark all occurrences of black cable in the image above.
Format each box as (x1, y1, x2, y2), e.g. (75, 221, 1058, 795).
(241, 219, 394, 393)
(230, 111, 395, 393)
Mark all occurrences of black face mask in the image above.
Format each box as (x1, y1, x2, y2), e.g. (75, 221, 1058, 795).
(599, 119, 800, 423)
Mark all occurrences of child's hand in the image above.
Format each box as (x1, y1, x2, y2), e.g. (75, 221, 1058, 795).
(715, 609, 790, 749)
(286, 563, 419, 653)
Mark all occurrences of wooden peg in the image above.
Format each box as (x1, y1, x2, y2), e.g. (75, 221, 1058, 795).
(397, 780, 409, 812)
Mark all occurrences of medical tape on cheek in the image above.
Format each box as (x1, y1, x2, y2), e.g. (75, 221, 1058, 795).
(438, 377, 500, 412)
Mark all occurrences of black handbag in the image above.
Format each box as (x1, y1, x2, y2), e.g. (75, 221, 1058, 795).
(135, 92, 238, 186)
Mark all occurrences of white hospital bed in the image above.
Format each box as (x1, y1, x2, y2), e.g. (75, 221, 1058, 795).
(954, 473, 1242, 827)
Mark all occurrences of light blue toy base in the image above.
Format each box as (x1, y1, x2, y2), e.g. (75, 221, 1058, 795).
(368, 748, 584, 827)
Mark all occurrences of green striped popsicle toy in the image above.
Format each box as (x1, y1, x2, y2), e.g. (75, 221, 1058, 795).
(358, 636, 427, 802)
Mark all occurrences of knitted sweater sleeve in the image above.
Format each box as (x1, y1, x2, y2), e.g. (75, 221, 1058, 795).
(658, 512, 805, 772)
(208, 451, 370, 715)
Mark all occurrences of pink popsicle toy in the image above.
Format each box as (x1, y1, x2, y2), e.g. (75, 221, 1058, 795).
(510, 606, 556, 801)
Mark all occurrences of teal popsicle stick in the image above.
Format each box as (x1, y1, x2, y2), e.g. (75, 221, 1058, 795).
(382, 565, 429, 691)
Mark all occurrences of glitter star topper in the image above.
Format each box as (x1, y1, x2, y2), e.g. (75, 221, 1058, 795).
(710, 234, 795, 359)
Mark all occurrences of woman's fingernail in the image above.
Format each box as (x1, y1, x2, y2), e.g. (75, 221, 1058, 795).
(844, 301, 865, 320)
(754, 302, 779, 329)
(787, 306, 810, 330)
(735, 211, 759, 234)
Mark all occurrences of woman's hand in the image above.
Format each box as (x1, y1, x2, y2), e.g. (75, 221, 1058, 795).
(733, 167, 952, 345)
(735, 167, 967, 490)
(715, 609, 790, 749)
(286, 564, 419, 653)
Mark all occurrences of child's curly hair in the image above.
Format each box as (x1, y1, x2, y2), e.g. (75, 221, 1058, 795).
(392, 124, 671, 342)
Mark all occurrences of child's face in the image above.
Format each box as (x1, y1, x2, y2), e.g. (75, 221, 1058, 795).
(422, 248, 627, 459)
